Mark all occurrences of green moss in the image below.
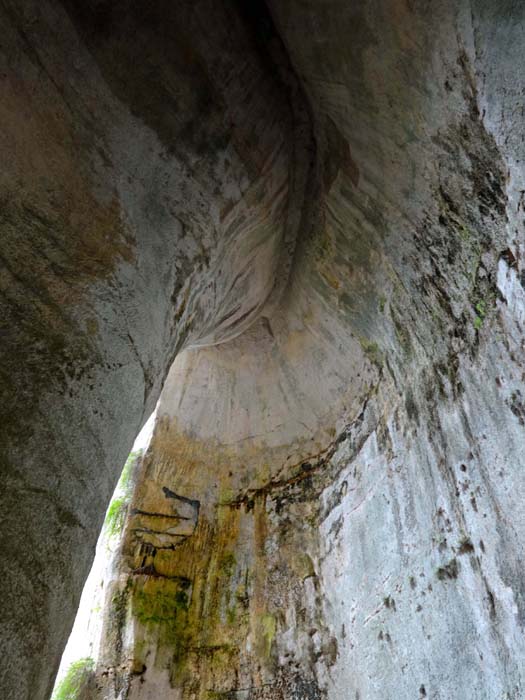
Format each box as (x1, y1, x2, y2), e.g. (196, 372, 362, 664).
(104, 497, 127, 538)
(261, 613, 276, 658)
(52, 658, 94, 700)
(175, 589, 189, 607)
(133, 587, 188, 626)
(226, 605, 237, 625)
(131, 580, 191, 658)
(219, 552, 236, 578)
(103, 449, 142, 539)
(359, 337, 383, 368)
(473, 297, 491, 330)
(378, 295, 387, 313)
(119, 449, 142, 495)
(475, 299, 487, 318)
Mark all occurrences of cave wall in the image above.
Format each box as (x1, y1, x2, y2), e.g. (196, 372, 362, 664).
(88, 1, 525, 698)
(0, 2, 300, 698)
(3, 0, 525, 699)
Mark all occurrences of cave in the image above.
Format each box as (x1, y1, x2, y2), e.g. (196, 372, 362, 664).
(2, 1, 525, 699)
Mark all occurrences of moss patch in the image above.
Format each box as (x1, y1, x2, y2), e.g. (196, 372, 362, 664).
(359, 337, 383, 368)
(104, 497, 128, 538)
(103, 450, 142, 538)
(131, 577, 191, 658)
(261, 613, 277, 658)
(52, 657, 94, 700)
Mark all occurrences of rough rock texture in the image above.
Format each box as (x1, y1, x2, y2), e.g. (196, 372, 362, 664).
(0, 2, 301, 698)
(3, 1, 525, 699)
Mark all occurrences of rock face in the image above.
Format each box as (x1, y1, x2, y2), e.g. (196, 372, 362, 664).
(2, 1, 525, 699)
(0, 2, 299, 698)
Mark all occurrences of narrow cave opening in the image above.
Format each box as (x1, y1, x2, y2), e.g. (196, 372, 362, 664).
(51, 412, 157, 700)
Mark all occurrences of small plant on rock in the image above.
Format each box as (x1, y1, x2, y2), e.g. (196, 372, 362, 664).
(52, 657, 94, 700)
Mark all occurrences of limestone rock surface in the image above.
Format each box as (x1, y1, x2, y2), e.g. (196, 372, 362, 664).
(2, 2, 525, 700)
